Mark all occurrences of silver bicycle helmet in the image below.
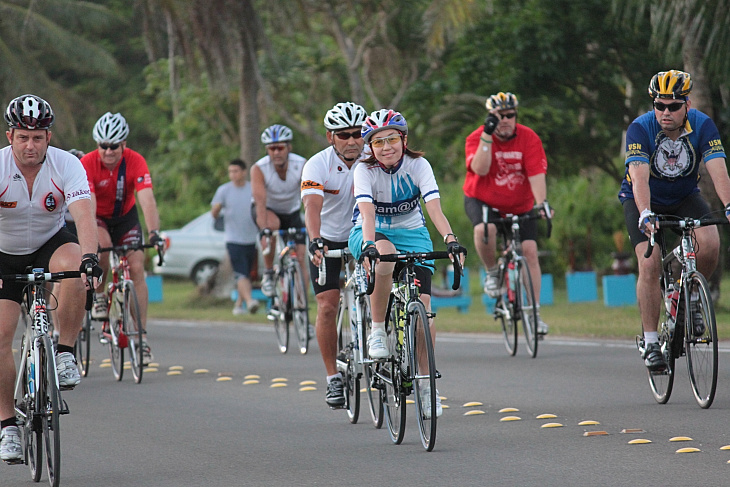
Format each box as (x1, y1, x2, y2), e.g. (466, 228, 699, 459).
(4, 94, 55, 129)
(260, 124, 293, 145)
(324, 102, 367, 131)
(92, 112, 129, 144)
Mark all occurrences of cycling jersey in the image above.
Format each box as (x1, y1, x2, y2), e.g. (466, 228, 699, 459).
(352, 155, 440, 230)
(0, 146, 90, 254)
(81, 148, 153, 219)
(301, 146, 362, 241)
(619, 109, 726, 207)
(464, 124, 547, 216)
(253, 153, 306, 214)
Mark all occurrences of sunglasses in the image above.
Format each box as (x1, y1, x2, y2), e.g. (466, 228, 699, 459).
(498, 112, 517, 119)
(653, 101, 685, 112)
(370, 134, 402, 148)
(98, 143, 120, 150)
(333, 130, 362, 140)
(267, 144, 287, 152)
(20, 116, 53, 129)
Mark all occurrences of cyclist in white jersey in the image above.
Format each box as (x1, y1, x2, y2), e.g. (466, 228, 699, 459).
(348, 109, 466, 420)
(0, 95, 101, 463)
(251, 124, 308, 297)
(302, 102, 368, 408)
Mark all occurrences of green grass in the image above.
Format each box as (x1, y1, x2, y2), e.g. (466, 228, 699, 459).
(148, 274, 730, 340)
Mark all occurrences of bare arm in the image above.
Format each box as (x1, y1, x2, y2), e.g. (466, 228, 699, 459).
(136, 187, 160, 233)
(250, 165, 268, 228)
(705, 158, 730, 216)
(211, 202, 222, 220)
(359, 201, 376, 243)
(527, 173, 547, 205)
(627, 161, 652, 214)
(469, 133, 493, 176)
(303, 193, 324, 265)
(424, 198, 455, 242)
(68, 198, 99, 256)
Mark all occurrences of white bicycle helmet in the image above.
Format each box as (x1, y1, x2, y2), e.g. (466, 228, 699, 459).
(361, 109, 408, 144)
(260, 124, 293, 145)
(324, 102, 367, 131)
(5, 94, 55, 129)
(93, 112, 129, 144)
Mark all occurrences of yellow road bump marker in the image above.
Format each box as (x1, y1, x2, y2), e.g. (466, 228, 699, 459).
(167, 370, 182, 376)
(541, 423, 563, 428)
(270, 383, 287, 388)
(536, 414, 557, 419)
(676, 447, 701, 454)
(406, 399, 415, 404)
(720, 445, 730, 450)
(499, 407, 519, 413)
(145, 367, 158, 372)
(500, 416, 521, 422)
(100, 363, 111, 368)
(194, 369, 209, 374)
(583, 431, 609, 437)
(243, 379, 259, 385)
(299, 386, 316, 392)
(669, 436, 693, 442)
(579, 420, 600, 426)
(464, 410, 485, 416)
(439, 396, 447, 401)
(272, 377, 288, 383)
(12, 348, 18, 354)
(169, 365, 184, 371)
(148, 362, 160, 367)
(124, 364, 131, 370)
(102, 358, 111, 363)
(245, 374, 260, 380)
(442, 405, 450, 409)
(628, 439, 651, 444)
(300, 380, 316, 386)
(360, 388, 367, 393)
(215, 376, 232, 382)
(621, 428, 644, 434)
(463, 401, 483, 407)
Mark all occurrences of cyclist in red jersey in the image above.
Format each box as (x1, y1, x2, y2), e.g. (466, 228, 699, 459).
(80, 112, 162, 363)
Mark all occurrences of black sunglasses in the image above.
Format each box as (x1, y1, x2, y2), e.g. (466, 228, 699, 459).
(333, 130, 362, 140)
(653, 101, 685, 113)
(498, 112, 517, 119)
(99, 143, 120, 150)
(20, 115, 53, 129)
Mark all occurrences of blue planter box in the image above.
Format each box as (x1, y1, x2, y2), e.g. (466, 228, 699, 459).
(602, 274, 637, 307)
(566, 271, 598, 303)
(431, 268, 472, 313)
(480, 270, 552, 311)
(146, 275, 163, 303)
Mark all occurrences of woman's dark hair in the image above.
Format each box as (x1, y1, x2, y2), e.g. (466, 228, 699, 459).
(229, 158, 247, 170)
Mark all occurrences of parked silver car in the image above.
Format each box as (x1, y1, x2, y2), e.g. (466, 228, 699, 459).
(155, 211, 227, 285)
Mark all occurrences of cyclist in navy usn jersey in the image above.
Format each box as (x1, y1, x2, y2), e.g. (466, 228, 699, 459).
(618, 70, 730, 373)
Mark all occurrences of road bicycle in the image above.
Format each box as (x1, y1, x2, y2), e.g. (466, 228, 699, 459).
(371, 250, 462, 452)
(262, 228, 310, 354)
(318, 247, 382, 426)
(638, 213, 727, 408)
(8, 269, 92, 487)
(486, 205, 551, 358)
(97, 242, 164, 384)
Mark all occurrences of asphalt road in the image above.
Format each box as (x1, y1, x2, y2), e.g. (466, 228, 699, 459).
(5, 319, 730, 486)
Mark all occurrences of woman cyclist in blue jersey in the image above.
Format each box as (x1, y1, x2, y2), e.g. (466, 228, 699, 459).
(348, 109, 466, 418)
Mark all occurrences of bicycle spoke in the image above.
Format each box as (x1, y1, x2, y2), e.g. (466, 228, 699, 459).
(383, 305, 406, 444)
(410, 302, 438, 451)
(290, 262, 310, 355)
(41, 338, 61, 487)
(685, 273, 718, 409)
(271, 270, 289, 353)
(123, 281, 144, 384)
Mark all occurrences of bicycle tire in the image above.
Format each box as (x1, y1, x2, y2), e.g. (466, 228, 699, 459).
(123, 281, 144, 384)
(335, 292, 360, 422)
(108, 288, 124, 381)
(647, 296, 675, 404)
(272, 270, 289, 353)
(684, 272, 718, 409)
(517, 259, 539, 358)
(361, 296, 383, 428)
(41, 335, 61, 487)
(290, 260, 310, 355)
(410, 301, 438, 451)
(21, 338, 43, 482)
(496, 287, 517, 356)
(383, 300, 406, 444)
(75, 311, 92, 377)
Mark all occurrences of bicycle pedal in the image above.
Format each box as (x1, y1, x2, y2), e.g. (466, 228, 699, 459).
(59, 399, 70, 415)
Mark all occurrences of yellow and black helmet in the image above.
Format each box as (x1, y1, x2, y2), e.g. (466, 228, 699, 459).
(648, 70, 692, 99)
(486, 92, 519, 111)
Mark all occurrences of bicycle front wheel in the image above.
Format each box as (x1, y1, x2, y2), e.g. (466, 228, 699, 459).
(290, 260, 310, 355)
(271, 270, 290, 353)
(74, 311, 92, 377)
(361, 296, 383, 428)
(21, 342, 43, 482)
(647, 294, 676, 404)
(495, 293, 517, 356)
(410, 301, 438, 451)
(684, 272, 718, 409)
(108, 290, 124, 381)
(41, 336, 61, 487)
(517, 260, 539, 358)
(382, 301, 406, 444)
(122, 281, 144, 384)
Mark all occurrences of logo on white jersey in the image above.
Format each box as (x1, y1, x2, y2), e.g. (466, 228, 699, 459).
(44, 192, 57, 212)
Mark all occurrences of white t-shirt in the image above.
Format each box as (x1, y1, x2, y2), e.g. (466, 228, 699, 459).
(253, 153, 306, 214)
(301, 146, 362, 242)
(211, 181, 258, 245)
(352, 155, 440, 230)
(0, 145, 91, 254)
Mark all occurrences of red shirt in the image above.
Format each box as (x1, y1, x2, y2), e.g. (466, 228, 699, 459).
(463, 124, 547, 215)
(81, 148, 153, 219)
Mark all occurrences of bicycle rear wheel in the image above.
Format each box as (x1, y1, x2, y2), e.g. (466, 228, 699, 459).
(684, 272, 718, 409)
(123, 281, 144, 384)
(410, 301, 438, 451)
(41, 336, 61, 487)
(108, 289, 124, 381)
(361, 297, 383, 428)
(382, 302, 406, 444)
(496, 293, 517, 356)
(74, 311, 92, 377)
(517, 259, 539, 358)
(272, 270, 289, 353)
(290, 260, 310, 355)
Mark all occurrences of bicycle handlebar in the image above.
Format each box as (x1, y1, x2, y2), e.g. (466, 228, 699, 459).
(99, 242, 165, 267)
(1, 270, 94, 310)
(484, 204, 553, 240)
(643, 214, 729, 258)
(378, 250, 462, 291)
(260, 227, 307, 256)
